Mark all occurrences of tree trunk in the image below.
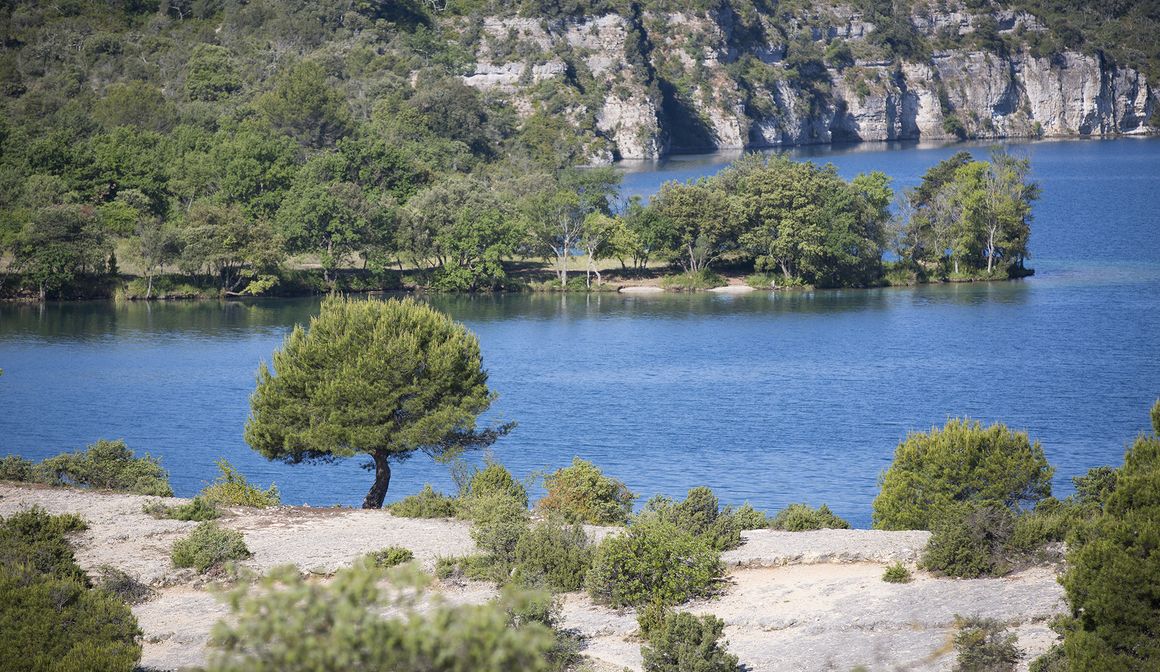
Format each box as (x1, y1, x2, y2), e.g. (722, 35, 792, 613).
(362, 452, 392, 509)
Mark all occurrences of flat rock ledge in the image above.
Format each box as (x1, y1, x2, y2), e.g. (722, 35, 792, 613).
(723, 528, 932, 566)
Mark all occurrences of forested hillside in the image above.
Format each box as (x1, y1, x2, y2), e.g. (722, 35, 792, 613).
(0, 0, 1151, 299)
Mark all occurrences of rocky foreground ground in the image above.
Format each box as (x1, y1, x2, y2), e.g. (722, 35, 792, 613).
(0, 484, 1067, 671)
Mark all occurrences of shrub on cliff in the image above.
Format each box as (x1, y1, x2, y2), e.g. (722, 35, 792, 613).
(512, 519, 593, 592)
(171, 522, 251, 573)
(206, 563, 557, 672)
(921, 504, 1017, 578)
(144, 496, 221, 521)
(197, 460, 280, 508)
(586, 516, 722, 608)
(27, 439, 173, 496)
(769, 503, 850, 531)
(388, 484, 460, 518)
(1059, 400, 1160, 669)
(462, 461, 528, 509)
(640, 608, 740, 672)
(873, 419, 1053, 530)
(537, 457, 635, 525)
(0, 508, 142, 672)
(952, 615, 1021, 672)
(642, 487, 749, 551)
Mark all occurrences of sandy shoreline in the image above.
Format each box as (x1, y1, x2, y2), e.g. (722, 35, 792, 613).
(0, 483, 1066, 671)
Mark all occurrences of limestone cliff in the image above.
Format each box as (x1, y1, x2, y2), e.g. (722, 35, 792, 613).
(456, 2, 1157, 161)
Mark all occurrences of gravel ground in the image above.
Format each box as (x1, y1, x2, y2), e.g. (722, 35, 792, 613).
(0, 484, 1067, 672)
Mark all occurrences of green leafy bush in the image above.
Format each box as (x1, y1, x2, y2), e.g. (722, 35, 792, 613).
(171, 522, 251, 573)
(538, 457, 636, 525)
(873, 419, 1053, 530)
(0, 508, 142, 672)
(37, 439, 173, 496)
(367, 546, 415, 568)
(882, 562, 912, 583)
(586, 517, 723, 608)
(434, 554, 495, 581)
(462, 488, 530, 578)
(462, 461, 528, 508)
(389, 484, 460, 518)
(1059, 401, 1160, 669)
(206, 563, 558, 672)
(769, 503, 850, 531)
(513, 519, 593, 592)
(1028, 645, 1066, 672)
(0, 455, 35, 482)
(640, 609, 740, 672)
(921, 505, 1016, 578)
(726, 503, 770, 530)
(952, 615, 1021, 672)
(198, 460, 280, 508)
(642, 487, 747, 551)
(659, 270, 726, 291)
(144, 496, 221, 521)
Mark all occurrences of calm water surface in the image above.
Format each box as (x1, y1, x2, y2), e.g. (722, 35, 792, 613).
(2, 138, 1158, 527)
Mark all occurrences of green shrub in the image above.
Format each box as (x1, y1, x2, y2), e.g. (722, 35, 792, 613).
(882, 562, 912, 583)
(463, 489, 530, 577)
(952, 615, 1021, 672)
(921, 505, 1015, 578)
(206, 564, 557, 672)
(1060, 401, 1160, 669)
(37, 439, 173, 496)
(462, 461, 528, 508)
(0, 507, 89, 581)
(538, 457, 636, 525)
(171, 522, 251, 573)
(586, 517, 723, 608)
(1028, 645, 1067, 672)
(434, 554, 495, 581)
(198, 459, 280, 508)
(726, 503, 770, 530)
(769, 503, 850, 531)
(873, 419, 1053, 530)
(388, 484, 460, 518)
(0, 454, 35, 482)
(1072, 466, 1117, 508)
(94, 565, 153, 604)
(642, 487, 746, 551)
(498, 585, 582, 672)
(640, 609, 740, 672)
(512, 519, 593, 592)
(0, 508, 142, 672)
(367, 546, 414, 568)
(144, 496, 221, 521)
(659, 270, 726, 291)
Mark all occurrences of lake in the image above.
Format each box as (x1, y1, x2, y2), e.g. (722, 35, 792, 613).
(2, 138, 1158, 527)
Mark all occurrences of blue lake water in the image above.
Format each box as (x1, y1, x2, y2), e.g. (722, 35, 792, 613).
(2, 138, 1158, 527)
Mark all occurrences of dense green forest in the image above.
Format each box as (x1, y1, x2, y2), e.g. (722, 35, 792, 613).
(0, 0, 1131, 299)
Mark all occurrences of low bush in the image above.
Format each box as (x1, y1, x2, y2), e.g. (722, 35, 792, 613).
(1028, 645, 1067, 672)
(171, 522, 251, 573)
(769, 503, 850, 531)
(727, 503, 770, 530)
(198, 460, 280, 508)
(513, 519, 593, 592)
(0, 508, 142, 672)
(0, 454, 35, 482)
(659, 270, 726, 291)
(36, 439, 173, 496)
(144, 496, 221, 521)
(872, 419, 1053, 530)
(538, 457, 636, 525)
(434, 554, 495, 581)
(586, 516, 723, 608)
(640, 609, 740, 672)
(206, 564, 558, 672)
(367, 546, 414, 568)
(388, 484, 460, 518)
(0, 507, 89, 581)
(462, 489, 530, 579)
(499, 586, 583, 672)
(921, 505, 1016, 578)
(952, 615, 1021, 672)
(882, 562, 912, 583)
(94, 565, 153, 604)
(462, 461, 528, 508)
(642, 487, 744, 551)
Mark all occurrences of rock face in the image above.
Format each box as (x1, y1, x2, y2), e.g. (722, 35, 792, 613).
(458, 3, 1157, 161)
